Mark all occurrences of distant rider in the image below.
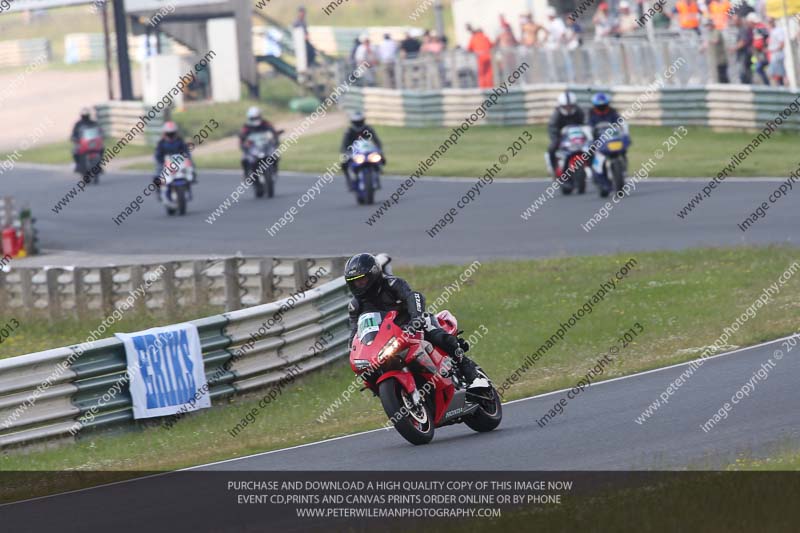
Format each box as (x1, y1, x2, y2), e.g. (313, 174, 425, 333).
(239, 106, 279, 177)
(345, 253, 487, 390)
(587, 92, 622, 131)
(340, 111, 383, 191)
(153, 121, 193, 186)
(546, 91, 585, 180)
(70, 107, 101, 172)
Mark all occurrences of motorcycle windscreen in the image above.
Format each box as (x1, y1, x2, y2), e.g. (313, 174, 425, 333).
(351, 139, 378, 154)
(248, 131, 274, 147)
(356, 312, 384, 345)
(81, 127, 102, 139)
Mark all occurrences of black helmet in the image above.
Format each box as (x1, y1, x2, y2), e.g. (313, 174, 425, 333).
(344, 253, 381, 296)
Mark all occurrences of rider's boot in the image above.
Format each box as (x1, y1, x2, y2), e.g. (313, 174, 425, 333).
(444, 336, 489, 389)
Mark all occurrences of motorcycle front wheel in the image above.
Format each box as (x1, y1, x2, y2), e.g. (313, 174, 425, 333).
(379, 379, 434, 445)
(610, 158, 625, 193)
(266, 166, 275, 198)
(363, 169, 375, 205)
(175, 184, 188, 215)
(253, 171, 265, 198)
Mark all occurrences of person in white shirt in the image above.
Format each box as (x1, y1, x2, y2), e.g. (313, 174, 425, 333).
(545, 7, 567, 50)
(377, 33, 398, 64)
(617, 1, 639, 34)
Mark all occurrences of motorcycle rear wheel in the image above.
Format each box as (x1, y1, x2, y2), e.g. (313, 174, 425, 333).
(464, 371, 503, 433)
(379, 379, 434, 445)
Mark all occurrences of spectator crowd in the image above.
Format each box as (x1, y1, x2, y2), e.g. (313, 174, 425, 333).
(323, 2, 798, 89)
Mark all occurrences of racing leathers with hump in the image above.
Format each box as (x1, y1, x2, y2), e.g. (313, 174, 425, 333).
(340, 111, 383, 191)
(345, 253, 487, 389)
(547, 91, 585, 179)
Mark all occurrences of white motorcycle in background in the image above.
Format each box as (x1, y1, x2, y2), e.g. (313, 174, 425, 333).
(161, 155, 196, 216)
(243, 130, 280, 199)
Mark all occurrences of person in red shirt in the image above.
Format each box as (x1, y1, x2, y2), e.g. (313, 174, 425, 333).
(467, 25, 494, 88)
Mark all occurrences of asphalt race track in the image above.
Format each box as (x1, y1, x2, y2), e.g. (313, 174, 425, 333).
(196, 337, 799, 470)
(9, 165, 797, 264)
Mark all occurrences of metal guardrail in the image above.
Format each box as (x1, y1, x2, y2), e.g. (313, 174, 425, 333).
(94, 101, 166, 146)
(342, 84, 800, 131)
(0, 277, 352, 449)
(0, 256, 347, 320)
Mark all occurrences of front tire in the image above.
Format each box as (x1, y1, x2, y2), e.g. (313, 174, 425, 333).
(610, 158, 625, 192)
(364, 169, 375, 205)
(379, 379, 434, 445)
(266, 166, 275, 198)
(253, 171, 265, 198)
(574, 167, 587, 194)
(175, 184, 187, 215)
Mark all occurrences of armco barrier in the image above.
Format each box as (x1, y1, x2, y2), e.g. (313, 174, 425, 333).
(341, 84, 800, 131)
(63, 33, 192, 64)
(0, 256, 346, 319)
(0, 277, 352, 449)
(94, 101, 166, 147)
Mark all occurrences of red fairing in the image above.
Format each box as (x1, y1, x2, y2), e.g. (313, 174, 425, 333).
(349, 310, 457, 425)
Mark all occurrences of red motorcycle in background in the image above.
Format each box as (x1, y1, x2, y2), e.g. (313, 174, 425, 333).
(74, 126, 105, 185)
(549, 124, 592, 195)
(349, 310, 502, 445)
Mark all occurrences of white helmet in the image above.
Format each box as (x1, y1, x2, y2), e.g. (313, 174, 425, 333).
(246, 106, 262, 126)
(557, 91, 578, 116)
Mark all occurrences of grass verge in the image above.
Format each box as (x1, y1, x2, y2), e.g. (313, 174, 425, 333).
(190, 125, 800, 178)
(1, 246, 799, 476)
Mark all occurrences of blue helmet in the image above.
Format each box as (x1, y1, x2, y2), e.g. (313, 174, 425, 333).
(591, 92, 610, 109)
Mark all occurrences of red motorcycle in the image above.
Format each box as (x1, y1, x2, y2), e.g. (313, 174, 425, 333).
(74, 126, 105, 184)
(349, 310, 502, 445)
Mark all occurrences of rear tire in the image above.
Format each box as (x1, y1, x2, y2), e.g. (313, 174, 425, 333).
(379, 379, 434, 445)
(464, 374, 503, 433)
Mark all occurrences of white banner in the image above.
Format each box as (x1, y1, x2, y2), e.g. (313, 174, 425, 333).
(116, 322, 210, 419)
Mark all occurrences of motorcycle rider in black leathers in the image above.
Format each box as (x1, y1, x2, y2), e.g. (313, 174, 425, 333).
(70, 107, 100, 172)
(345, 253, 487, 389)
(547, 91, 585, 180)
(340, 111, 383, 191)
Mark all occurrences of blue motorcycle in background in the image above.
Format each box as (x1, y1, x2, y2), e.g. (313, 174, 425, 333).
(347, 139, 383, 205)
(591, 121, 631, 197)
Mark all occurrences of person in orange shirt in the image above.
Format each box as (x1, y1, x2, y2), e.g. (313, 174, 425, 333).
(706, 0, 731, 30)
(467, 25, 494, 88)
(673, 0, 701, 34)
